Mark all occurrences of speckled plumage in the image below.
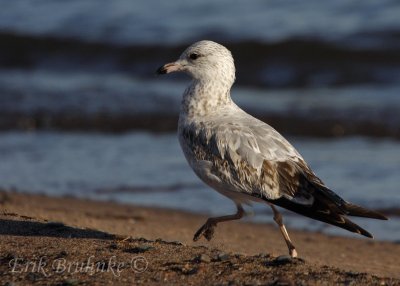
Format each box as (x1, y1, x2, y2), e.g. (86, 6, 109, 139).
(175, 41, 316, 205)
(157, 40, 387, 257)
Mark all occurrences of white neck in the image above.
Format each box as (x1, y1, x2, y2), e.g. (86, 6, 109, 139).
(181, 79, 233, 118)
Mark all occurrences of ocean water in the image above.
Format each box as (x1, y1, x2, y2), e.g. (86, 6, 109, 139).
(1, 0, 399, 46)
(0, 0, 400, 135)
(0, 1, 399, 241)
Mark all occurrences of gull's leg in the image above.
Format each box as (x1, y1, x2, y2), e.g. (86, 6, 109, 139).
(193, 204, 244, 241)
(269, 204, 298, 258)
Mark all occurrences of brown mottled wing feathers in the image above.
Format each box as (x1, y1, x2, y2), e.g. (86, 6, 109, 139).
(260, 158, 328, 206)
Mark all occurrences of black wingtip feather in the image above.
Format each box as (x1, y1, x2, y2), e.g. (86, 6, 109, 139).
(342, 216, 374, 238)
(270, 197, 377, 239)
(262, 160, 387, 238)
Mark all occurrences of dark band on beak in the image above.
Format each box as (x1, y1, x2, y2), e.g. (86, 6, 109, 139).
(156, 65, 168, 75)
(156, 62, 182, 75)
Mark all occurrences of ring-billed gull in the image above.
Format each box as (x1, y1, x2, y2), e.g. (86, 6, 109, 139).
(156, 40, 388, 258)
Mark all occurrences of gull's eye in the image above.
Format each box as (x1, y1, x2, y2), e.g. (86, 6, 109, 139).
(189, 53, 200, 60)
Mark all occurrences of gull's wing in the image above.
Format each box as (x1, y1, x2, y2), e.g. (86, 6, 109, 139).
(182, 113, 321, 202)
(181, 111, 387, 237)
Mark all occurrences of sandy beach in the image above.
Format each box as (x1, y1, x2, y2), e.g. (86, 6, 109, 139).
(0, 190, 398, 285)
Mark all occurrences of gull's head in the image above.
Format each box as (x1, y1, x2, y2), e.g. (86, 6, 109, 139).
(157, 40, 235, 86)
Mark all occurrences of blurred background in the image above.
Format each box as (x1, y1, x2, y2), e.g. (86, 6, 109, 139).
(0, 0, 399, 240)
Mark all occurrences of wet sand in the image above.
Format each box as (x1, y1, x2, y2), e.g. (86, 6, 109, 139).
(0, 190, 399, 285)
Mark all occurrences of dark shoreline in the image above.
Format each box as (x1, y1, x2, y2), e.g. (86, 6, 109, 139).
(1, 111, 399, 139)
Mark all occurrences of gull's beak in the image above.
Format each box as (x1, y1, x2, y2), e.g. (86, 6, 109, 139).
(156, 62, 183, 75)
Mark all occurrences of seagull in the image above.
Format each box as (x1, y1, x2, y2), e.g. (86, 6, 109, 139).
(156, 40, 388, 258)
